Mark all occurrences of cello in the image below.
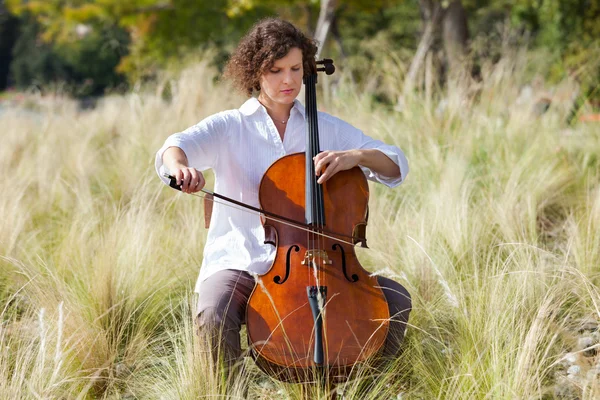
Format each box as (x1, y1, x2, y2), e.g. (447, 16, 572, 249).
(245, 58, 390, 383)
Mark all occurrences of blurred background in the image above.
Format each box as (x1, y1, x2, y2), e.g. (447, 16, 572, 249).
(0, 0, 598, 115)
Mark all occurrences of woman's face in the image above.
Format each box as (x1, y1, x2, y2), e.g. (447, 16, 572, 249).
(258, 47, 303, 108)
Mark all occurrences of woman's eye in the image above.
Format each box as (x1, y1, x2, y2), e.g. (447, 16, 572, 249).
(292, 67, 300, 71)
(270, 69, 280, 74)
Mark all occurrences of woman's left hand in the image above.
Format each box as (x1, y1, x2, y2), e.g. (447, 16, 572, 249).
(313, 150, 361, 184)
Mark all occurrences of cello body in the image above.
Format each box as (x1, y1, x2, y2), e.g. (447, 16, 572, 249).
(246, 153, 390, 381)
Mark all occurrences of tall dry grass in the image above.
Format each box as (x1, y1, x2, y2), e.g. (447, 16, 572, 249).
(1, 48, 599, 399)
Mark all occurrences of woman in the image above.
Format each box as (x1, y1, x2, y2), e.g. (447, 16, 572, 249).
(155, 18, 411, 368)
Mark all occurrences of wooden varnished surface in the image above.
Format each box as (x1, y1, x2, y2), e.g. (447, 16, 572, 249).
(246, 153, 389, 380)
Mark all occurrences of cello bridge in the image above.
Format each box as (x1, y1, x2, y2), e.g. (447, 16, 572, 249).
(301, 249, 332, 266)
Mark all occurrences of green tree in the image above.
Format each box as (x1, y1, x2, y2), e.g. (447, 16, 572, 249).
(9, 14, 128, 96)
(6, 0, 275, 81)
(463, 0, 600, 106)
(514, 0, 600, 97)
(9, 15, 72, 91)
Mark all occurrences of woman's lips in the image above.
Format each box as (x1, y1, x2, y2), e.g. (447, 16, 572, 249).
(281, 89, 294, 94)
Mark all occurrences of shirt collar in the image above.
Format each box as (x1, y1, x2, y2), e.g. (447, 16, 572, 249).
(239, 97, 305, 118)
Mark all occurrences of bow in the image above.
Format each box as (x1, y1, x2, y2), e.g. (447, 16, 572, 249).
(164, 173, 366, 247)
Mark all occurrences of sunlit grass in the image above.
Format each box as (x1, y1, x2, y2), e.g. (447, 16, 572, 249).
(1, 50, 600, 399)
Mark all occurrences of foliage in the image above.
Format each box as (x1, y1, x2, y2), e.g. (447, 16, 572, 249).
(5, 0, 276, 81)
(9, 15, 128, 96)
(9, 16, 72, 92)
(54, 25, 129, 96)
(1, 0, 600, 102)
(121, 0, 274, 79)
(516, 0, 600, 98)
(464, 0, 600, 99)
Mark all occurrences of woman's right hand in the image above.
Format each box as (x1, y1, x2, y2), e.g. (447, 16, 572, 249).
(173, 167, 205, 194)
(162, 146, 205, 194)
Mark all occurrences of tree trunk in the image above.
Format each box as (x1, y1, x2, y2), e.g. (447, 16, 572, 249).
(304, 4, 314, 36)
(0, 4, 19, 90)
(314, 0, 338, 59)
(330, 17, 356, 87)
(425, 50, 433, 107)
(399, 0, 443, 106)
(443, 0, 469, 80)
(398, 0, 470, 111)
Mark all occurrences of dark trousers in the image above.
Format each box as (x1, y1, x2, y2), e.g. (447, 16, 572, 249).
(196, 269, 411, 365)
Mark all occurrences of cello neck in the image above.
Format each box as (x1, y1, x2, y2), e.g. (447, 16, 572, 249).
(304, 73, 325, 227)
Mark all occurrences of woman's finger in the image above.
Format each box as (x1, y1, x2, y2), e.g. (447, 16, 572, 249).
(175, 168, 204, 193)
(189, 169, 199, 190)
(314, 152, 334, 175)
(192, 173, 206, 193)
(317, 162, 340, 184)
(181, 168, 192, 192)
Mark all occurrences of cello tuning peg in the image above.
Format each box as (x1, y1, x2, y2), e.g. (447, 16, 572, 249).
(316, 59, 333, 64)
(316, 59, 335, 75)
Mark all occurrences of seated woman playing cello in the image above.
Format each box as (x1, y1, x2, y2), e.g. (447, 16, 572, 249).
(155, 18, 411, 375)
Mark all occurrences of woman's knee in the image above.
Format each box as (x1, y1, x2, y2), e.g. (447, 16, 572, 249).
(377, 276, 412, 321)
(196, 306, 224, 330)
(195, 270, 254, 327)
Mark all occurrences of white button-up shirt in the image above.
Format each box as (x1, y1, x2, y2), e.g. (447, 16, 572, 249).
(155, 97, 409, 292)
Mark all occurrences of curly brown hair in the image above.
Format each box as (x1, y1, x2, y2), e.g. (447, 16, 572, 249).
(223, 18, 318, 96)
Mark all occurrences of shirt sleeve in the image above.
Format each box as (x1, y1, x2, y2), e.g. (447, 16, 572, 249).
(335, 118, 409, 188)
(155, 112, 228, 186)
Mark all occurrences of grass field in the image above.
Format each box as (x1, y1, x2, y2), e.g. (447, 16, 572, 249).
(1, 51, 600, 399)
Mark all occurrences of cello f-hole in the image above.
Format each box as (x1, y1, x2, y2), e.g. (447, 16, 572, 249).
(274, 245, 300, 284)
(332, 243, 359, 283)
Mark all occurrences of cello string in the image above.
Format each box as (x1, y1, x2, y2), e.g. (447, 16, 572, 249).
(310, 76, 315, 285)
(305, 73, 313, 288)
(306, 74, 312, 288)
(311, 74, 324, 296)
(314, 76, 325, 288)
(310, 74, 318, 289)
(313, 75, 323, 290)
(312, 74, 321, 290)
